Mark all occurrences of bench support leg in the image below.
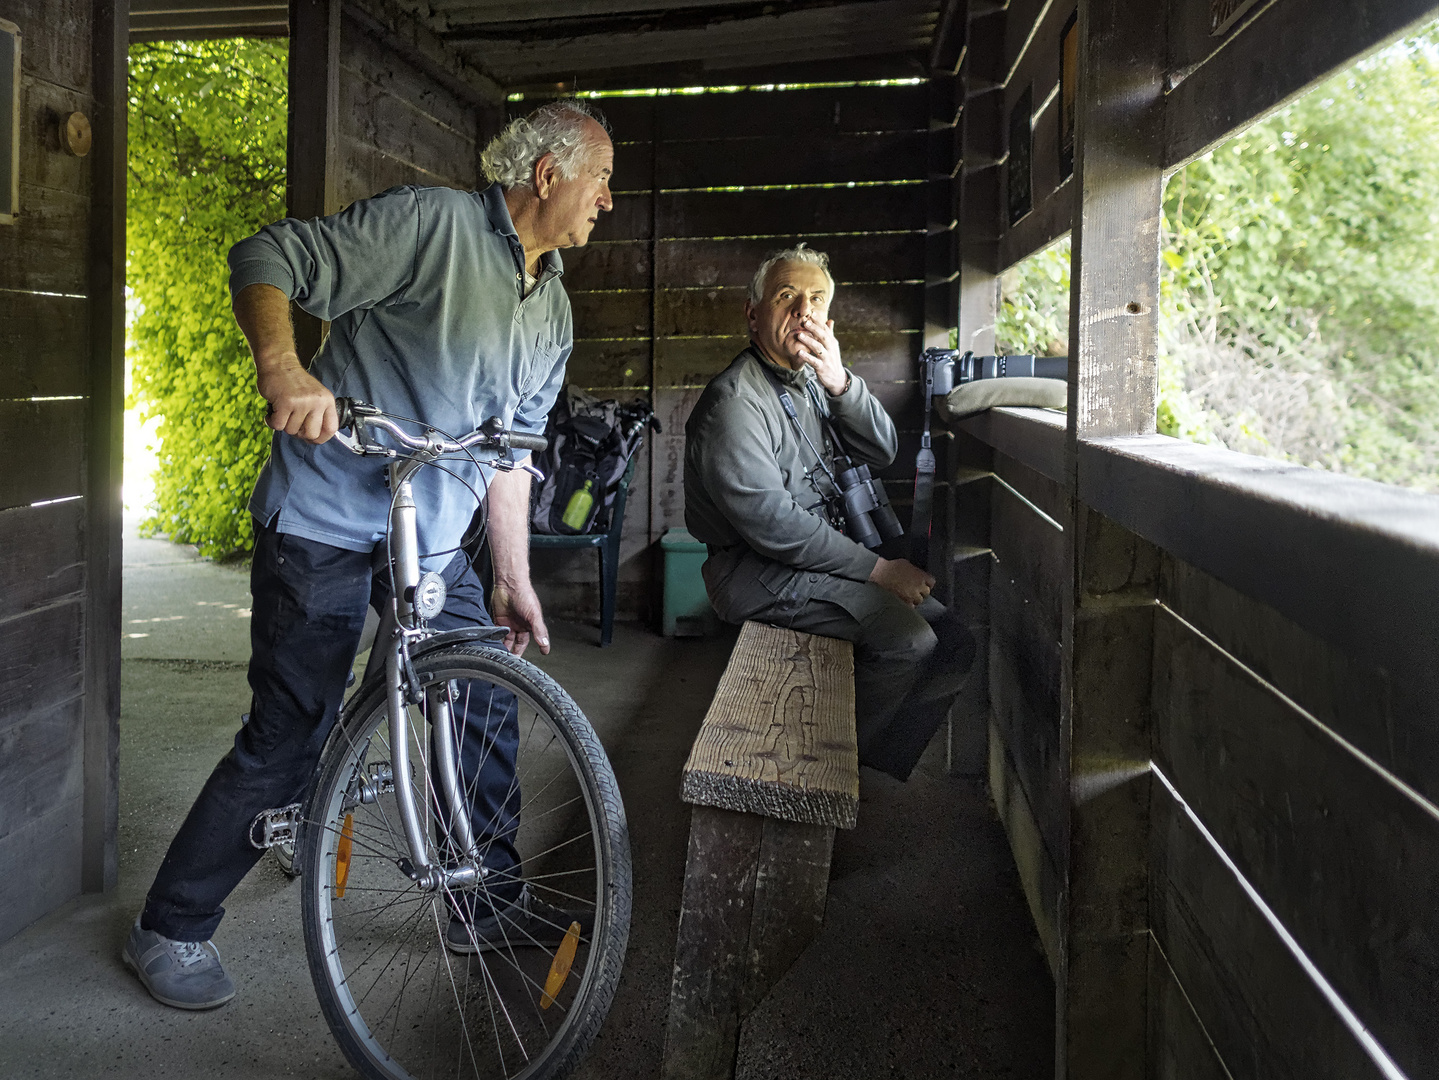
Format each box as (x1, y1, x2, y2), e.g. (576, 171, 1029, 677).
(661, 806, 835, 1080)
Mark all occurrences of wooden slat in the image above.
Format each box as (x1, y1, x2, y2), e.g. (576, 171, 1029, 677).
(0, 184, 90, 294)
(0, 696, 85, 842)
(653, 331, 920, 388)
(1151, 777, 1390, 1080)
(563, 239, 652, 291)
(1077, 435, 1439, 810)
(590, 191, 652, 242)
(990, 451, 1067, 630)
(341, 18, 481, 146)
(15, 0, 91, 92)
(1153, 609, 1439, 1079)
(656, 131, 930, 189)
(957, 406, 1067, 485)
(656, 182, 927, 239)
(989, 567, 1064, 857)
(0, 598, 84, 723)
(989, 718, 1061, 974)
(1000, 178, 1074, 272)
(650, 283, 925, 337)
(565, 336, 651, 389)
(0, 401, 86, 511)
(649, 83, 928, 141)
(1163, 0, 1439, 169)
(610, 140, 655, 193)
(0, 795, 83, 943)
(681, 621, 858, 829)
(658, 232, 927, 288)
(649, 386, 703, 541)
(0, 501, 86, 623)
(1148, 938, 1233, 1080)
(568, 291, 652, 338)
(339, 63, 477, 192)
(0, 292, 90, 399)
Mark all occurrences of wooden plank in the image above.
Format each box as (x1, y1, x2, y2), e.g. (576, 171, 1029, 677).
(957, 406, 1067, 485)
(1164, 0, 1439, 170)
(681, 622, 858, 829)
(0, 291, 90, 398)
(562, 239, 651, 292)
(738, 816, 835, 1014)
(1152, 610, 1439, 1079)
(568, 291, 652, 338)
(656, 233, 927, 289)
(565, 336, 651, 389)
(656, 131, 930, 189)
(991, 451, 1067, 624)
(1151, 778, 1390, 1080)
(662, 805, 764, 1080)
(1077, 434, 1439, 810)
(1158, 554, 1393, 792)
(18, 76, 91, 197)
(14, 0, 91, 92)
(988, 718, 1061, 974)
(1148, 937, 1233, 1080)
(653, 331, 921, 388)
(1000, 178, 1074, 274)
(656, 184, 927, 240)
(0, 597, 84, 722)
(0, 183, 89, 294)
(341, 17, 481, 147)
(0, 696, 85, 842)
(591, 191, 652, 243)
(0, 400, 85, 511)
(988, 568, 1065, 868)
(610, 140, 655, 193)
(648, 83, 928, 141)
(0, 501, 86, 623)
(653, 283, 925, 337)
(339, 63, 477, 191)
(0, 795, 83, 943)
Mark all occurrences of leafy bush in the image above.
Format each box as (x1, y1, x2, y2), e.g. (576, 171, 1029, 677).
(128, 40, 287, 556)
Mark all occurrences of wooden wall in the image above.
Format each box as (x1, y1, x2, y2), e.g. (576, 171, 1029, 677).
(0, 0, 124, 942)
(526, 79, 959, 622)
(944, 0, 1439, 1076)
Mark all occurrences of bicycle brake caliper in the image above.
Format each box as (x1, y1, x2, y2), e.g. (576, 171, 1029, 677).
(249, 803, 303, 850)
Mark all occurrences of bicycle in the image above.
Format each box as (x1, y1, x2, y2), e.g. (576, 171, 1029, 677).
(252, 398, 632, 1080)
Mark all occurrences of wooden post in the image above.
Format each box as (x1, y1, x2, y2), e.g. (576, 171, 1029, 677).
(286, 0, 341, 364)
(82, 0, 126, 895)
(1059, 0, 1166, 1076)
(956, 7, 1004, 355)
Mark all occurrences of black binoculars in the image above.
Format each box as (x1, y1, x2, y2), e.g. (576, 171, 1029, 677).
(833, 456, 904, 551)
(918, 348, 1069, 395)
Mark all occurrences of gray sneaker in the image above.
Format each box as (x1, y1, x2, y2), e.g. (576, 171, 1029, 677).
(445, 885, 592, 956)
(122, 919, 236, 1009)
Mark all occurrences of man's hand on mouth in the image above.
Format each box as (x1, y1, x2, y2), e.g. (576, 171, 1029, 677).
(794, 315, 849, 395)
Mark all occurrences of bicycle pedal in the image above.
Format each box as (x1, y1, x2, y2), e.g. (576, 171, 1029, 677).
(249, 802, 303, 850)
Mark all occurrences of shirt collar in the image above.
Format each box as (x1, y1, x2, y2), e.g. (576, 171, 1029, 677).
(479, 183, 566, 280)
(747, 344, 810, 389)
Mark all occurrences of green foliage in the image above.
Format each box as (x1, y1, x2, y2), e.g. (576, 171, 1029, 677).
(998, 25, 1439, 491)
(128, 40, 287, 556)
(996, 237, 1070, 355)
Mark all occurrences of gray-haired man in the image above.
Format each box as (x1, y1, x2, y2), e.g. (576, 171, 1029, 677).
(123, 100, 613, 1010)
(684, 247, 974, 780)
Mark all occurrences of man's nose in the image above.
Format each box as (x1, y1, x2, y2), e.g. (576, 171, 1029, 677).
(597, 188, 613, 212)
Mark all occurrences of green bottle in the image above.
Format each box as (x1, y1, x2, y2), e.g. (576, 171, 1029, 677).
(561, 480, 595, 531)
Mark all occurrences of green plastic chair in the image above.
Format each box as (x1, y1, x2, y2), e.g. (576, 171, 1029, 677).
(530, 456, 637, 647)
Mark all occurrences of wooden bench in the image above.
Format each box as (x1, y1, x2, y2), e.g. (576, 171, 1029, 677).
(661, 621, 858, 1080)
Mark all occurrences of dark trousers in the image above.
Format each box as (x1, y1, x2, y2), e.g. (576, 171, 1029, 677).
(142, 522, 519, 942)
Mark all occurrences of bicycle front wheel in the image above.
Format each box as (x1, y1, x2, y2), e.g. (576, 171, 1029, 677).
(300, 644, 631, 1080)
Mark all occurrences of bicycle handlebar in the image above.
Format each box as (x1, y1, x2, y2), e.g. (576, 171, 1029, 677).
(332, 397, 548, 456)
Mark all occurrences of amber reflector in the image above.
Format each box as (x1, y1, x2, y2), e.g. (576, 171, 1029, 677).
(334, 813, 354, 898)
(541, 921, 582, 1009)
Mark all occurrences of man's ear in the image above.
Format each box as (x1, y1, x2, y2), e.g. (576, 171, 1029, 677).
(533, 152, 559, 199)
(743, 299, 759, 335)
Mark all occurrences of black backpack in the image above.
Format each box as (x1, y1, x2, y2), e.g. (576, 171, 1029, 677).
(531, 387, 658, 536)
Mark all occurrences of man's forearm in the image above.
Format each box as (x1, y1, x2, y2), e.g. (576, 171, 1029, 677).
(233, 282, 301, 378)
(487, 467, 533, 588)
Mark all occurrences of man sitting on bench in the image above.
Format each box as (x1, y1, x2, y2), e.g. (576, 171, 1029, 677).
(683, 245, 974, 781)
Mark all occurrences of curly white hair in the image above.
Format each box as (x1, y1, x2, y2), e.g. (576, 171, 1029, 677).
(746, 243, 836, 306)
(480, 99, 610, 191)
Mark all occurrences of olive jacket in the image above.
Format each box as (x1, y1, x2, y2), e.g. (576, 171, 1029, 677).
(683, 346, 899, 623)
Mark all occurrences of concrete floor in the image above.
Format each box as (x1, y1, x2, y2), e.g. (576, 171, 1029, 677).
(0, 532, 1054, 1079)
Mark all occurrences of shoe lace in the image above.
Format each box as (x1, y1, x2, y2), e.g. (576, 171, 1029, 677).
(169, 939, 210, 968)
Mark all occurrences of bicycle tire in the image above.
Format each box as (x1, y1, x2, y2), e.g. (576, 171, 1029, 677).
(300, 643, 631, 1080)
